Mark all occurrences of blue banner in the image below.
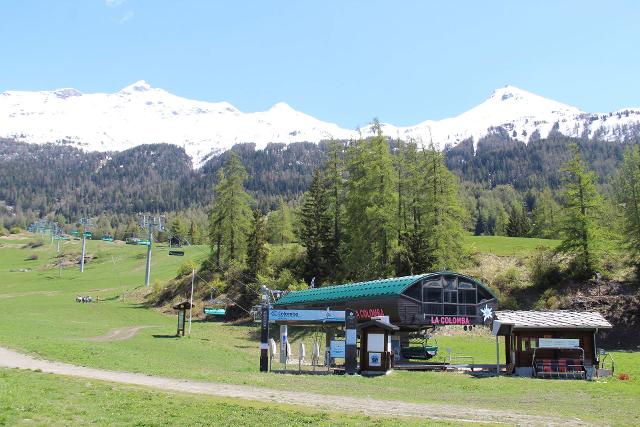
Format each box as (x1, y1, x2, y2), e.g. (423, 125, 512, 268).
(268, 309, 345, 323)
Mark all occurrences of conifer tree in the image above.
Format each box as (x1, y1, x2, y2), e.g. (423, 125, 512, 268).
(208, 152, 253, 268)
(421, 144, 466, 271)
(530, 187, 560, 239)
(344, 121, 398, 278)
(324, 138, 345, 277)
(614, 146, 640, 279)
(246, 209, 268, 281)
(557, 145, 603, 278)
(298, 169, 333, 283)
(266, 197, 294, 244)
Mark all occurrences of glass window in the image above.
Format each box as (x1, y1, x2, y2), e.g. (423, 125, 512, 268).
(403, 283, 421, 300)
(424, 280, 442, 288)
(444, 290, 457, 304)
(458, 281, 474, 289)
(443, 276, 457, 289)
(423, 303, 442, 315)
(425, 288, 442, 303)
(459, 289, 475, 304)
(444, 304, 457, 315)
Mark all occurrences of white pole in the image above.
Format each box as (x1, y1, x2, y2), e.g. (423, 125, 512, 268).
(188, 268, 195, 336)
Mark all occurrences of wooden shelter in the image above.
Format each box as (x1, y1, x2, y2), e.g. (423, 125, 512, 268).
(492, 310, 612, 378)
(358, 318, 399, 375)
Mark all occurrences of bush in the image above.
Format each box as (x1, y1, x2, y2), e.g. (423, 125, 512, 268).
(9, 226, 21, 234)
(492, 266, 525, 291)
(533, 288, 560, 309)
(176, 260, 197, 278)
(528, 246, 563, 289)
(0, 226, 8, 237)
(26, 253, 38, 261)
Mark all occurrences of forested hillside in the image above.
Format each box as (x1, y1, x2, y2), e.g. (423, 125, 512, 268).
(0, 133, 637, 235)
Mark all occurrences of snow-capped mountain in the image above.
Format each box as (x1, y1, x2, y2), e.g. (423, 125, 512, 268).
(1, 81, 639, 166)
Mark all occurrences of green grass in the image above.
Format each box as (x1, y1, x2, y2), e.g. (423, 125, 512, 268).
(0, 233, 638, 425)
(464, 235, 560, 257)
(0, 369, 441, 427)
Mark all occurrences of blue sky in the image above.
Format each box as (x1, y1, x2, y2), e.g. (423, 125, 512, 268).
(1, 1, 639, 128)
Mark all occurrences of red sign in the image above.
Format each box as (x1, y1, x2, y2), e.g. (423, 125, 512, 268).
(430, 316, 470, 325)
(356, 308, 385, 319)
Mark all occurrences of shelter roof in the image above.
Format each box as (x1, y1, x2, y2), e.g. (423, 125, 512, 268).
(274, 272, 495, 307)
(492, 310, 612, 335)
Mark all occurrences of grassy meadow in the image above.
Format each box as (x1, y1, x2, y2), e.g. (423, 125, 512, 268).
(0, 233, 638, 425)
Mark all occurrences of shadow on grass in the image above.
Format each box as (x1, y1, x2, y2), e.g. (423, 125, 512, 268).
(152, 334, 180, 339)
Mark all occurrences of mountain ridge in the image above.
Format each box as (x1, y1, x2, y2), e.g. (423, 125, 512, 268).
(1, 81, 639, 166)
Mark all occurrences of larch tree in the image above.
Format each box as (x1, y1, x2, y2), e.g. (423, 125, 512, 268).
(614, 146, 640, 279)
(557, 145, 603, 278)
(421, 144, 467, 271)
(208, 152, 254, 268)
(344, 121, 398, 279)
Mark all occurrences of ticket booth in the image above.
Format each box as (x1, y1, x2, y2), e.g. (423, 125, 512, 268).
(358, 319, 399, 375)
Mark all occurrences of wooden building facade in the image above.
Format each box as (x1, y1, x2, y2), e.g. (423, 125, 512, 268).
(492, 310, 612, 378)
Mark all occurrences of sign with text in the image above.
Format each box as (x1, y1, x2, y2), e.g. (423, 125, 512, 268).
(430, 316, 471, 325)
(330, 340, 346, 358)
(368, 352, 382, 367)
(539, 338, 580, 348)
(268, 309, 345, 323)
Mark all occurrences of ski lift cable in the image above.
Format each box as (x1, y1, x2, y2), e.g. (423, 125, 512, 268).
(175, 236, 268, 298)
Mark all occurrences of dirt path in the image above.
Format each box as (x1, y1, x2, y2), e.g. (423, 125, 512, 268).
(0, 347, 589, 426)
(86, 326, 156, 342)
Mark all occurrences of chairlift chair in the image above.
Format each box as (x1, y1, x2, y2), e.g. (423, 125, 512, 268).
(203, 290, 227, 318)
(400, 329, 439, 360)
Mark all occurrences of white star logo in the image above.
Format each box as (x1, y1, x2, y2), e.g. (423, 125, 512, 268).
(480, 304, 493, 322)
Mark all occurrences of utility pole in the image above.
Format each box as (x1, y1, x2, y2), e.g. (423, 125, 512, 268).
(79, 218, 92, 273)
(139, 214, 165, 287)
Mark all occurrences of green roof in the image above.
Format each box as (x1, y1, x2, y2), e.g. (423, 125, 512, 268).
(274, 274, 428, 306)
(274, 272, 497, 306)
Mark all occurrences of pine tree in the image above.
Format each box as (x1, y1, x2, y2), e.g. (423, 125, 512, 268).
(324, 138, 345, 279)
(421, 144, 466, 270)
(396, 140, 432, 275)
(344, 122, 398, 279)
(298, 169, 333, 283)
(614, 146, 640, 279)
(266, 197, 294, 244)
(208, 152, 254, 268)
(246, 210, 268, 281)
(557, 145, 603, 278)
(530, 187, 560, 239)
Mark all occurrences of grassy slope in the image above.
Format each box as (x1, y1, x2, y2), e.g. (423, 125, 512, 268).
(463, 235, 560, 257)
(0, 369, 440, 427)
(0, 234, 638, 425)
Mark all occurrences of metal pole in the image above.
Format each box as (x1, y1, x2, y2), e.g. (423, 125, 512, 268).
(80, 232, 86, 273)
(188, 269, 194, 337)
(495, 335, 500, 376)
(259, 287, 270, 372)
(144, 222, 153, 287)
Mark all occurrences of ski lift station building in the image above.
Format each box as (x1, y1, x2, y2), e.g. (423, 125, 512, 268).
(273, 272, 499, 328)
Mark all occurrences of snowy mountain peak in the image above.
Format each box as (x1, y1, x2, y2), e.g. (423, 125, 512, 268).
(53, 88, 83, 99)
(0, 82, 638, 167)
(269, 102, 295, 112)
(119, 80, 153, 94)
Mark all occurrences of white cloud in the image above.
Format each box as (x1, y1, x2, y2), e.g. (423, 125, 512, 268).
(119, 10, 134, 24)
(105, 0, 126, 7)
